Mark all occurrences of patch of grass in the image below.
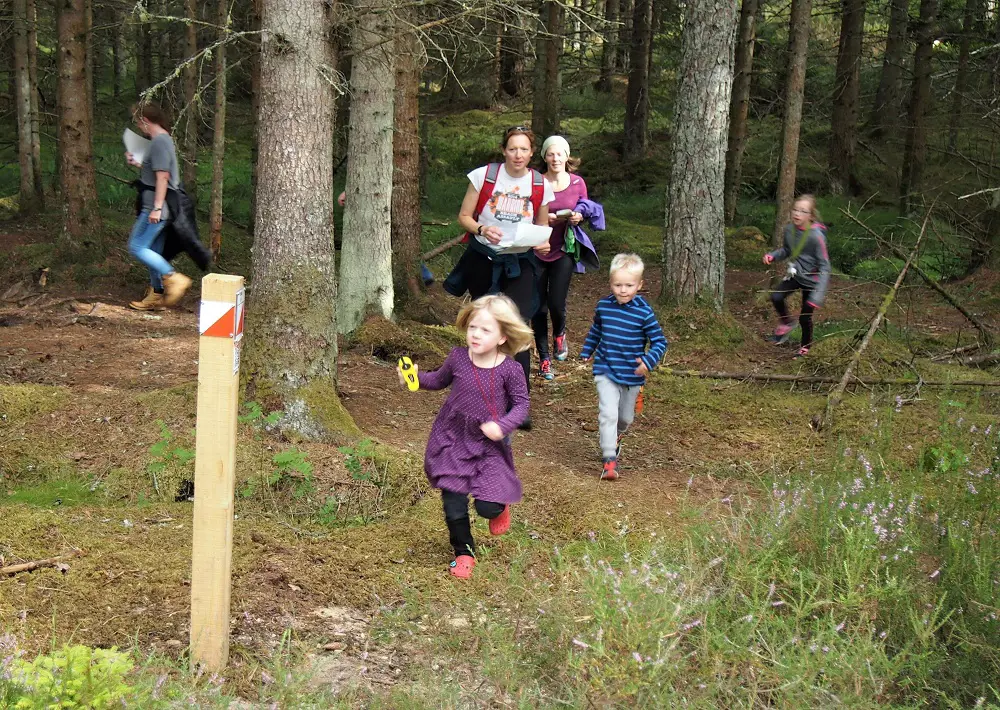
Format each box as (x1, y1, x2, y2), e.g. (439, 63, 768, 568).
(0, 478, 100, 508)
(371, 407, 1000, 707)
(0, 384, 68, 424)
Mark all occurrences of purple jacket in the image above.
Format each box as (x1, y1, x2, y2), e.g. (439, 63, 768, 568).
(569, 198, 604, 273)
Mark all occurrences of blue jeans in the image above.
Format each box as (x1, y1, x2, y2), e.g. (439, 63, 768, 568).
(128, 210, 172, 290)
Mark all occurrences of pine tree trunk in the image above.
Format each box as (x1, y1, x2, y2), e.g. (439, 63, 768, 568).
(14, 0, 40, 213)
(596, 0, 619, 92)
(248, 0, 262, 232)
(84, 0, 93, 127)
(209, 0, 227, 260)
(500, 16, 525, 97)
(829, 0, 866, 196)
(899, 0, 938, 215)
(244, 0, 346, 440)
(392, 17, 423, 302)
(112, 14, 123, 98)
(182, 0, 199, 196)
(948, 0, 978, 150)
(57, 0, 101, 240)
(870, 0, 909, 137)
(338, 0, 395, 334)
(724, 0, 758, 223)
(28, 0, 43, 200)
(623, 0, 652, 161)
(617, 0, 632, 72)
(136, 12, 153, 96)
(532, 0, 562, 137)
(772, 0, 812, 247)
(661, 0, 737, 309)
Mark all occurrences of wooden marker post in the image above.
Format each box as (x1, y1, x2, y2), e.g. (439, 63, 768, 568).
(190, 274, 245, 672)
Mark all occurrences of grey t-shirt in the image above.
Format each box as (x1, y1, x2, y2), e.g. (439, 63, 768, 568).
(139, 133, 179, 219)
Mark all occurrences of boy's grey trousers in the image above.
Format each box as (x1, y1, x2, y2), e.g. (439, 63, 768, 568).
(595, 374, 641, 459)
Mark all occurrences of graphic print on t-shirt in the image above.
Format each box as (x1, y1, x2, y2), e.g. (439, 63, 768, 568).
(486, 187, 531, 223)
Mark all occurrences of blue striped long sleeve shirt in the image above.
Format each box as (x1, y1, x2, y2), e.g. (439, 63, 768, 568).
(579, 294, 668, 386)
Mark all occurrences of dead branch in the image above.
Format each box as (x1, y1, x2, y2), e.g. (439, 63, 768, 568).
(0, 548, 85, 576)
(421, 233, 465, 261)
(823, 209, 931, 429)
(660, 368, 999, 388)
(839, 207, 994, 347)
(931, 343, 982, 362)
(950, 351, 1000, 368)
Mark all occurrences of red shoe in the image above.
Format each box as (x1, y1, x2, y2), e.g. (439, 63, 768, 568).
(489, 505, 511, 536)
(449, 555, 476, 579)
(601, 459, 619, 481)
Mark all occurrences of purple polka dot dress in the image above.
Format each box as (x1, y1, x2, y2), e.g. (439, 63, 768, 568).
(420, 347, 529, 504)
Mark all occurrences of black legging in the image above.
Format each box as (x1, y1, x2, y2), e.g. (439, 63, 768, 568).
(771, 278, 816, 348)
(531, 253, 574, 360)
(463, 248, 537, 390)
(442, 489, 505, 558)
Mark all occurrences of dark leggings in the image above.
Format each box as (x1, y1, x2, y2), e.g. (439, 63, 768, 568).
(771, 278, 816, 347)
(442, 489, 505, 558)
(531, 253, 574, 360)
(464, 249, 537, 390)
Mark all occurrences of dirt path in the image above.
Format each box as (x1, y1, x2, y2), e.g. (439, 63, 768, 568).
(2, 261, 998, 694)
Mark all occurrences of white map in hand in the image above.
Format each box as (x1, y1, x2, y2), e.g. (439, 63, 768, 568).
(496, 222, 553, 254)
(123, 128, 150, 165)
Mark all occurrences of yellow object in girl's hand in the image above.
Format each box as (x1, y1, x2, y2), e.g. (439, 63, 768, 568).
(398, 356, 419, 391)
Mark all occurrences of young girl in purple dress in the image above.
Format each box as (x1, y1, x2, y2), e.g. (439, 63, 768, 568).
(401, 294, 534, 579)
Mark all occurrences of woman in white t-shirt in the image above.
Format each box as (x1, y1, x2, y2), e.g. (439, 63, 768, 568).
(444, 126, 554, 429)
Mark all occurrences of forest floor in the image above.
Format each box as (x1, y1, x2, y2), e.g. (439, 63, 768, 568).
(2, 220, 1000, 705)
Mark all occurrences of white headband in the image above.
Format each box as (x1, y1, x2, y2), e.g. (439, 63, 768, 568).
(541, 135, 570, 158)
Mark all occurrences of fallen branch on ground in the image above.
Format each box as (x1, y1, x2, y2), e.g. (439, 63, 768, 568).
(823, 209, 930, 429)
(951, 351, 1000, 367)
(660, 368, 999, 388)
(840, 207, 995, 347)
(931, 343, 983, 362)
(0, 548, 85, 576)
(421, 233, 465, 261)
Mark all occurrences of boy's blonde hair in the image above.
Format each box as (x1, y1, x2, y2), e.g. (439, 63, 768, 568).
(610, 253, 644, 278)
(456, 294, 533, 356)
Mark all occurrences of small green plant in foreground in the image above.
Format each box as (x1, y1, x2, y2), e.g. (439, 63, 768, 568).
(146, 419, 194, 497)
(6, 644, 134, 709)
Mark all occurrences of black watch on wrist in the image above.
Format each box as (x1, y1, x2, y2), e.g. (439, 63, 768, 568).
(476, 225, 483, 236)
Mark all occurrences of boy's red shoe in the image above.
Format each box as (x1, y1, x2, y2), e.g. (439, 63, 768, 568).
(449, 555, 476, 579)
(489, 505, 511, 536)
(601, 459, 619, 481)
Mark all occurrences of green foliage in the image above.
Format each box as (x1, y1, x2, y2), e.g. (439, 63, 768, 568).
(382, 408, 1000, 706)
(338, 438, 379, 483)
(237, 400, 282, 428)
(8, 645, 134, 709)
(146, 419, 194, 497)
(240, 446, 314, 499)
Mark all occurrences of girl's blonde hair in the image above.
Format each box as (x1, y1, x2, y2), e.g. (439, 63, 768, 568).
(456, 294, 533, 356)
(794, 194, 822, 223)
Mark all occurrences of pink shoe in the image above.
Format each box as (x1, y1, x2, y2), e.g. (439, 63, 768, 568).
(771, 323, 794, 344)
(489, 505, 511, 536)
(449, 555, 476, 579)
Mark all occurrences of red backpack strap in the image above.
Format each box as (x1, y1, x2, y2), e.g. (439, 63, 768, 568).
(462, 163, 501, 244)
(529, 169, 544, 218)
(473, 163, 501, 220)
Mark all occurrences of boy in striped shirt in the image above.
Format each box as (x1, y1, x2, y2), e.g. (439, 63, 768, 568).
(579, 254, 668, 481)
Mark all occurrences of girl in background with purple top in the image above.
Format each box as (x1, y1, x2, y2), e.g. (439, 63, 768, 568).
(534, 135, 601, 380)
(400, 294, 533, 579)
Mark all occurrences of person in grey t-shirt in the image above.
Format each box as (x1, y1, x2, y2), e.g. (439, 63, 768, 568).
(124, 103, 192, 311)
